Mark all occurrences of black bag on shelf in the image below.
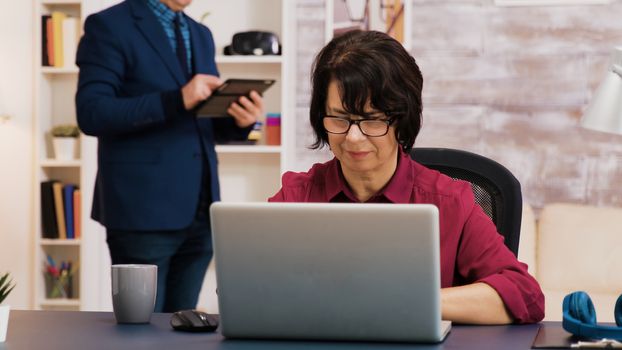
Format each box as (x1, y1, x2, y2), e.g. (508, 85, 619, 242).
(224, 31, 281, 56)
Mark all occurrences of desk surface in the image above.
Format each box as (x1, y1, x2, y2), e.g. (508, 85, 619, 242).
(3, 310, 546, 350)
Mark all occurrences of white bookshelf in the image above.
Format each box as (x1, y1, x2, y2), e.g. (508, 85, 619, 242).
(33, 0, 82, 312)
(41, 67, 79, 74)
(33, 0, 107, 312)
(215, 55, 283, 64)
(215, 145, 282, 154)
(188, 0, 295, 203)
(40, 239, 82, 246)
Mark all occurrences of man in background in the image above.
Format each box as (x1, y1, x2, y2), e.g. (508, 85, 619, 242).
(75, 0, 263, 312)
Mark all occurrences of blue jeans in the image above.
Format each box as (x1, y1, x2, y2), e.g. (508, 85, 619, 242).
(106, 208, 212, 313)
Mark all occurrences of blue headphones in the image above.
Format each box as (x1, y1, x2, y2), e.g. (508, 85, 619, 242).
(562, 291, 622, 340)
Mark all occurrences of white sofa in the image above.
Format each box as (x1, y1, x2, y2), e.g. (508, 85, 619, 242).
(519, 203, 622, 322)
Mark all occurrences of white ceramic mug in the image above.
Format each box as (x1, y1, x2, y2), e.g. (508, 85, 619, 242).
(111, 264, 157, 324)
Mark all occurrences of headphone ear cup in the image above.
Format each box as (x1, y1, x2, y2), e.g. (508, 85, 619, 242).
(615, 294, 622, 327)
(570, 291, 597, 325)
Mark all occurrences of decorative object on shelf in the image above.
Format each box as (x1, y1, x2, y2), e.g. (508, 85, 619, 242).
(51, 124, 79, 160)
(265, 113, 281, 145)
(0, 91, 10, 124)
(580, 47, 622, 135)
(0, 272, 15, 343)
(343, 0, 368, 22)
(44, 256, 75, 299)
(248, 121, 263, 143)
(224, 31, 281, 56)
(199, 11, 210, 24)
(333, 0, 406, 45)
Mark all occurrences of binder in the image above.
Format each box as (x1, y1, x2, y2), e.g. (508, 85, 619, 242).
(41, 15, 51, 66)
(51, 11, 66, 67)
(61, 17, 79, 68)
(52, 182, 66, 239)
(40, 181, 59, 238)
(63, 184, 76, 239)
(73, 188, 81, 239)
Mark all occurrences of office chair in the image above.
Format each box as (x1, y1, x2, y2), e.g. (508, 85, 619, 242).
(411, 148, 522, 256)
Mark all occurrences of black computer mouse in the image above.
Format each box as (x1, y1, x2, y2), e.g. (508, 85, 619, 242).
(170, 309, 219, 332)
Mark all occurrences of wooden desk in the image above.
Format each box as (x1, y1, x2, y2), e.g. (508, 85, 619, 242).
(3, 310, 544, 349)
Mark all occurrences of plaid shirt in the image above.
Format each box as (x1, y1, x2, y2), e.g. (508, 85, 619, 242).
(146, 0, 192, 75)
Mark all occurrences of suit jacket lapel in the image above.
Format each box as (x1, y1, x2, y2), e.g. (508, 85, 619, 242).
(188, 20, 207, 75)
(129, 0, 185, 86)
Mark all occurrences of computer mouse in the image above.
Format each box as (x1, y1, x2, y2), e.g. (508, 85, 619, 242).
(170, 309, 219, 332)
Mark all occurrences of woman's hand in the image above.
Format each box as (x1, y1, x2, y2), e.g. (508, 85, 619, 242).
(441, 283, 513, 324)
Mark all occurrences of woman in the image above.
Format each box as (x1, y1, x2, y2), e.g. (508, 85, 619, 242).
(269, 30, 544, 324)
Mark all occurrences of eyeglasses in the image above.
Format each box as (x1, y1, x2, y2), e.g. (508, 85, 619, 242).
(323, 116, 394, 137)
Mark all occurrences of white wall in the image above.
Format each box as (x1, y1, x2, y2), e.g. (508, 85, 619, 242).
(0, 0, 34, 308)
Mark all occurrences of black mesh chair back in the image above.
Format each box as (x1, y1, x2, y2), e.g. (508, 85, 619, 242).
(410, 148, 522, 256)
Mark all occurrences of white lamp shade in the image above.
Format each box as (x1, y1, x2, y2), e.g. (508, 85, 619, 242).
(580, 47, 622, 135)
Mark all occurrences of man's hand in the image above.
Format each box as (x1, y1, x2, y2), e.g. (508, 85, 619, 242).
(181, 74, 223, 110)
(227, 90, 264, 128)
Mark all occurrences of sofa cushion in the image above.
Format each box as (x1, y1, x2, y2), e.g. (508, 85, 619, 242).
(518, 204, 537, 277)
(541, 290, 620, 322)
(537, 203, 622, 322)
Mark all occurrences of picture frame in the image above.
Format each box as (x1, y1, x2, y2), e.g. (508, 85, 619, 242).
(325, 0, 412, 50)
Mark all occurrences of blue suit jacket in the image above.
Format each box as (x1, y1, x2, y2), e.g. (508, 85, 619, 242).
(76, 0, 248, 231)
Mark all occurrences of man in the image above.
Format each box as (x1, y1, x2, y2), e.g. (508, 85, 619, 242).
(75, 0, 263, 312)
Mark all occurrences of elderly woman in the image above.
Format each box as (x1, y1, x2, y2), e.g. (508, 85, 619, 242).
(269, 30, 544, 324)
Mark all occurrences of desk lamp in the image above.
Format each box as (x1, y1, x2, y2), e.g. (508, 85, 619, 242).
(580, 47, 622, 135)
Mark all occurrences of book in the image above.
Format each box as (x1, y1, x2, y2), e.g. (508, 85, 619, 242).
(51, 11, 66, 67)
(52, 182, 66, 239)
(73, 189, 81, 239)
(41, 15, 51, 66)
(40, 181, 59, 238)
(61, 17, 79, 68)
(63, 184, 76, 239)
(46, 16, 55, 67)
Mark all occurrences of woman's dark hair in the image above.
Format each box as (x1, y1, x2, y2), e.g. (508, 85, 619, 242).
(309, 30, 423, 152)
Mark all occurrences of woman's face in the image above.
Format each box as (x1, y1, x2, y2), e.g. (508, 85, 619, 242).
(325, 80, 399, 176)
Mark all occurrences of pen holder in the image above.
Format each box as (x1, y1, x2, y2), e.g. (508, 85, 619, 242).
(44, 272, 73, 299)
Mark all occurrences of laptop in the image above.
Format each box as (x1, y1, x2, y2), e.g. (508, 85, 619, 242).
(210, 202, 451, 343)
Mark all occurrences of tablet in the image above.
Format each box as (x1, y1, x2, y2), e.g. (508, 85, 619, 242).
(196, 79, 275, 118)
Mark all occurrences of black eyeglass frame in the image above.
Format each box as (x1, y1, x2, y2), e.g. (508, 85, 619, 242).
(322, 115, 396, 137)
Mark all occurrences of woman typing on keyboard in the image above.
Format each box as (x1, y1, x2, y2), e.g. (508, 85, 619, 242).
(269, 30, 544, 324)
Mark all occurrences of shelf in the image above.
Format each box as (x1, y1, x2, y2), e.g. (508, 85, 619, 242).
(41, 159, 81, 167)
(216, 55, 282, 64)
(41, 66, 79, 74)
(41, 0, 81, 5)
(215, 145, 281, 154)
(40, 239, 81, 246)
(40, 298, 80, 307)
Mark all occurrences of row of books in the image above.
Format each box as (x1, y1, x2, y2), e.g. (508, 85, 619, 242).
(41, 181, 81, 239)
(41, 12, 80, 68)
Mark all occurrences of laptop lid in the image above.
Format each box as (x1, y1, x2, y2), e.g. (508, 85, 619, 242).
(210, 202, 450, 343)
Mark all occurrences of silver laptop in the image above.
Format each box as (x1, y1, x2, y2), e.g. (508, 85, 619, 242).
(210, 202, 451, 343)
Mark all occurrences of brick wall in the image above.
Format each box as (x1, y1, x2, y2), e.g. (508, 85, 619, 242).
(294, 0, 622, 211)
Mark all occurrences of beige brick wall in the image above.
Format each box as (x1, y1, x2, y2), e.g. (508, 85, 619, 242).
(294, 0, 622, 210)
